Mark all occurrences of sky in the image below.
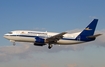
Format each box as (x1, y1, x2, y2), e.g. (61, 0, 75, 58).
(0, 0, 105, 67)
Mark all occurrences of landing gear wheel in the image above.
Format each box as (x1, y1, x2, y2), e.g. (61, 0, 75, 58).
(48, 44, 53, 49)
(13, 42, 16, 46)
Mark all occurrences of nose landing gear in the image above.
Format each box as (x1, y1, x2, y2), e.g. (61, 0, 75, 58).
(13, 42, 16, 46)
(10, 40, 16, 46)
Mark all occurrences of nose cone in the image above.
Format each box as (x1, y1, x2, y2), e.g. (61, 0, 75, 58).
(3, 35, 6, 38)
(3, 34, 9, 39)
(4, 34, 7, 38)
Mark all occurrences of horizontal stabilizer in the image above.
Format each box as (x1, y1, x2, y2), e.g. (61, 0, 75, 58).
(87, 34, 102, 38)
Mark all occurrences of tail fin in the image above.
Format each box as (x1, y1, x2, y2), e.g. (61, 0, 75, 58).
(76, 19, 98, 41)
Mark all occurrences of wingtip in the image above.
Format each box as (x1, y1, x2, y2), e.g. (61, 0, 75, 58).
(93, 19, 98, 21)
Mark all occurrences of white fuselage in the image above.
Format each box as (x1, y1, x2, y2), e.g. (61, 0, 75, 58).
(4, 30, 85, 45)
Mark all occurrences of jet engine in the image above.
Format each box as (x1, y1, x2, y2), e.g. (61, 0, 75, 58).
(34, 37, 46, 46)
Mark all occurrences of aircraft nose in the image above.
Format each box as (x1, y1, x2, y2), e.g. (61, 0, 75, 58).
(3, 34, 9, 39)
(3, 35, 7, 38)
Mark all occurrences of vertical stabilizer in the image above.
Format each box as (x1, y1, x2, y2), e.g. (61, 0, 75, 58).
(76, 19, 98, 41)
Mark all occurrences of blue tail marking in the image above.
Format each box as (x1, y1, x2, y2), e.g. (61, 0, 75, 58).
(76, 19, 98, 41)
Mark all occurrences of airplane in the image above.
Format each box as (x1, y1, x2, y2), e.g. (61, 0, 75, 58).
(4, 19, 102, 49)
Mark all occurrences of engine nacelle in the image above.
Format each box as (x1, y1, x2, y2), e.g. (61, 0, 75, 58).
(34, 37, 46, 46)
(34, 43, 45, 46)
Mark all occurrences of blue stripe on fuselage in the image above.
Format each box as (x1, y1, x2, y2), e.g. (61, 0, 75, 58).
(9, 35, 93, 42)
(9, 35, 45, 38)
(8, 35, 79, 41)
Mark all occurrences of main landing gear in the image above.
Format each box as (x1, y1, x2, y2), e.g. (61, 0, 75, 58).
(48, 44, 53, 49)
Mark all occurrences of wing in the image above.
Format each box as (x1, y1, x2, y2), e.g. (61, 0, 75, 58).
(45, 32, 67, 44)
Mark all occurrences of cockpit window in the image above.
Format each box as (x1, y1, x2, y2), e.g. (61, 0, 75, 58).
(8, 32, 12, 34)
